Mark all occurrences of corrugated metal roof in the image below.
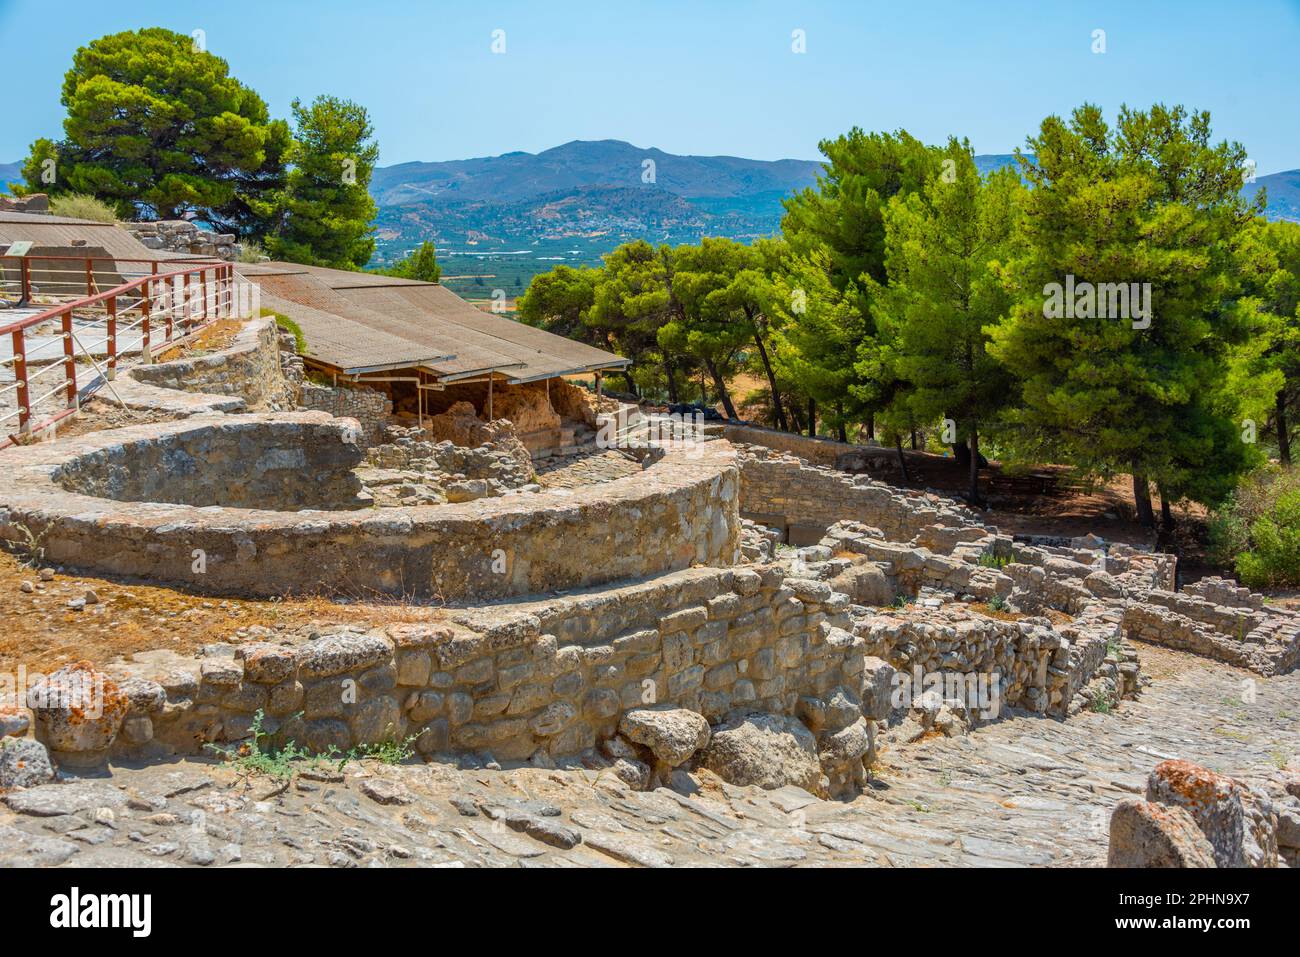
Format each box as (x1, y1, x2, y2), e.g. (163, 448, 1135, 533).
(239, 261, 628, 381)
(257, 289, 455, 373)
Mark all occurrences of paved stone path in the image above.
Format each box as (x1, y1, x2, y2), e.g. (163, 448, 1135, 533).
(2, 643, 1295, 867)
(535, 448, 646, 490)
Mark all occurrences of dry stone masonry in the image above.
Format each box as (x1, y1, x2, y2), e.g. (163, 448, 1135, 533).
(2, 316, 1298, 853)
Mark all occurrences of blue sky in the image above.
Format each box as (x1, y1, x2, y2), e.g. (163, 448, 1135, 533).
(1, 0, 1297, 172)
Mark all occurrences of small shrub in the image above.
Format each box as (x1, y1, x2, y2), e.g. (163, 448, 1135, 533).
(4, 522, 50, 569)
(891, 593, 915, 609)
(262, 308, 307, 353)
(977, 551, 1011, 569)
(238, 239, 268, 264)
(206, 710, 315, 792)
(336, 729, 419, 770)
(49, 193, 119, 223)
(1089, 688, 1113, 714)
(1209, 467, 1300, 588)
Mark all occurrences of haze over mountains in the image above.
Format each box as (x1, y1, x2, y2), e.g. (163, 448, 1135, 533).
(4, 143, 1297, 297)
(369, 140, 1297, 259)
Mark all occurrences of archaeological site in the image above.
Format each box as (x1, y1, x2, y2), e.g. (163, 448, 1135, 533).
(2, 15, 1299, 935)
(1, 211, 1296, 885)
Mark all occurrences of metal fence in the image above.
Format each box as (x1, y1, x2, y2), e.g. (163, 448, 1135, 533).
(0, 254, 248, 446)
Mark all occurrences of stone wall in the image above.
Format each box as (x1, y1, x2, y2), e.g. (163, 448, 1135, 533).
(105, 564, 864, 765)
(102, 555, 1136, 789)
(857, 604, 1135, 718)
(422, 402, 532, 471)
(359, 424, 537, 506)
(817, 516, 1299, 677)
(53, 417, 368, 510)
(298, 382, 393, 446)
(121, 220, 241, 261)
(129, 317, 288, 411)
(2, 417, 741, 601)
(723, 422, 853, 467)
(738, 445, 984, 544)
(0, 193, 49, 214)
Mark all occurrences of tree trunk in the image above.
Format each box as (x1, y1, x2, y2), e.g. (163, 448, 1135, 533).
(705, 359, 737, 419)
(1277, 389, 1292, 466)
(895, 435, 912, 484)
(866, 414, 874, 440)
(953, 438, 970, 468)
(807, 398, 817, 438)
(664, 357, 679, 404)
(751, 331, 787, 431)
(910, 429, 918, 451)
(1158, 484, 1176, 531)
(835, 402, 847, 443)
(1132, 472, 1155, 528)
(968, 429, 983, 508)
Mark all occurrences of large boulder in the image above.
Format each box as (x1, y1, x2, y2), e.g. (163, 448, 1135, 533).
(617, 706, 710, 768)
(1145, 760, 1247, 868)
(698, 712, 823, 795)
(796, 686, 862, 735)
(859, 658, 896, 721)
(1241, 785, 1279, 868)
(818, 717, 872, 798)
(29, 662, 128, 767)
(798, 687, 871, 798)
(1108, 799, 1218, 868)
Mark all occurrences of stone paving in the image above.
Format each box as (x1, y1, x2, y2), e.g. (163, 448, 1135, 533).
(535, 447, 647, 489)
(3, 642, 1294, 867)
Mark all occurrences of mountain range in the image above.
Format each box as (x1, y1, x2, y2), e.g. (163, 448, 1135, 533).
(5, 143, 1298, 290)
(369, 141, 1298, 261)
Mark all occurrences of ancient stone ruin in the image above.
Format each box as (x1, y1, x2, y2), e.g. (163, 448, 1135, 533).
(1, 313, 1298, 868)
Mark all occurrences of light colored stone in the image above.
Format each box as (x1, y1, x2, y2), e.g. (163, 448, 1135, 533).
(699, 712, 823, 795)
(617, 706, 710, 767)
(1108, 799, 1217, 868)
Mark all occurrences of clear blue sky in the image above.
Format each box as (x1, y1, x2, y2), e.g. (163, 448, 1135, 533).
(2, 0, 1297, 173)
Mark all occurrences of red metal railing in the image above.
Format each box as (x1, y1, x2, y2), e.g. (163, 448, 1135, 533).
(0, 255, 241, 447)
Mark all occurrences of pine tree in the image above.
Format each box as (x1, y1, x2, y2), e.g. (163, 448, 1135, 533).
(989, 104, 1257, 524)
(268, 96, 379, 270)
(871, 139, 1023, 505)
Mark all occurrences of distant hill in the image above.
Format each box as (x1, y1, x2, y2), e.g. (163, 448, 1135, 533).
(371, 140, 825, 207)
(1243, 169, 1300, 222)
(0, 162, 22, 194)
(369, 141, 1300, 296)
(974, 153, 1020, 176)
(372, 142, 1042, 257)
(973, 154, 1298, 222)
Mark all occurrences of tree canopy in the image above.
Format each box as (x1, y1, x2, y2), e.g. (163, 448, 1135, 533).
(265, 95, 379, 269)
(21, 28, 288, 237)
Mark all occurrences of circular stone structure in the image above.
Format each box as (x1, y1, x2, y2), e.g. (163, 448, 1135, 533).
(1, 412, 740, 601)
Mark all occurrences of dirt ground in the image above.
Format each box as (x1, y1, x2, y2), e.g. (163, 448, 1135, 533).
(153, 318, 244, 363)
(51, 398, 178, 439)
(0, 548, 448, 673)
